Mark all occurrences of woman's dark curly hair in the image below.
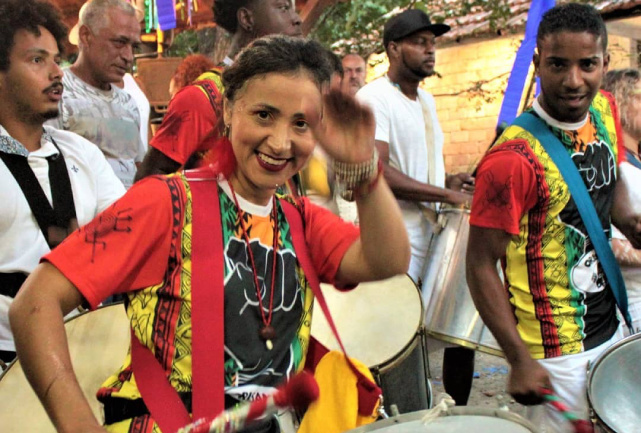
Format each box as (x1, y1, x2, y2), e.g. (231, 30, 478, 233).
(213, 0, 255, 34)
(0, 0, 67, 71)
(222, 35, 334, 103)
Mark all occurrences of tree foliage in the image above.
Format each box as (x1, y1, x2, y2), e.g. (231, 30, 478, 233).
(309, 0, 601, 57)
(309, 0, 518, 57)
(310, 0, 409, 57)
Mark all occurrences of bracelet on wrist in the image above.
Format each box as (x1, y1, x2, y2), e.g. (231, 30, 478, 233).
(332, 149, 382, 202)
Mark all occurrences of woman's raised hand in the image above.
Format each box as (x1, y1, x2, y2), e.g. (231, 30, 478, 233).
(307, 83, 376, 164)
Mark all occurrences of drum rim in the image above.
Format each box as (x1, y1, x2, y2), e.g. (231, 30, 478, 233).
(65, 301, 125, 322)
(437, 207, 470, 215)
(315, 274, 425, 369)
(425, 331, 504, 358)
(345, 406, 537, 432)
(586, 332, 641, 432)
(363, 274, 425, 369)
(0, 302, 126, 381)
(371, 327, 423, 372)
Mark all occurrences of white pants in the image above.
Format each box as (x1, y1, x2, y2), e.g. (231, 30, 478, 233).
(407, 220, 434, 285)
(526, 326, 624, 433)
(627, 300, 641, 335)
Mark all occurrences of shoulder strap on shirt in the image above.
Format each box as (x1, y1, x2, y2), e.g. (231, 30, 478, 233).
(130, 168, 225, 432)
(513, 112, 632, 330)
(186, 168, 225, 420)
(130, 333, 191, 431)
(0, 139, 77, 248)
(280, 198, 382, 415)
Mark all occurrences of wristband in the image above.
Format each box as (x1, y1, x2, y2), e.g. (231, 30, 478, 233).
(333, 149, 382, 202)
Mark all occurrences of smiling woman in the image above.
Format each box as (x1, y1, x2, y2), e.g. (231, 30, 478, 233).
(10, 35, 410, 433)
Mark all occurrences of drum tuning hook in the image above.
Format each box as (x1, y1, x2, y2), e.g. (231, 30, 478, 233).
(495, 394, 509, 411)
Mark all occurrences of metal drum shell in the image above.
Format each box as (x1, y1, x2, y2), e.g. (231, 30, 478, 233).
(344, 407, 538, 432)
(422, 208, 502, 357)
(587, 332, 641, 433)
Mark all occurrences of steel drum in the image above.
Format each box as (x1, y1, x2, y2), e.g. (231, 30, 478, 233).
(345, 407, 537, 432)
(587, 332, 641, 432)
(422, 208, 503, 356)
(0, 304, 130, 433)
(311, 274, 432, 414)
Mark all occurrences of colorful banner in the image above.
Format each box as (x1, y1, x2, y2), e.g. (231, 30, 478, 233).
(155, 0, 177, 31)
(497, 0, 556, 129)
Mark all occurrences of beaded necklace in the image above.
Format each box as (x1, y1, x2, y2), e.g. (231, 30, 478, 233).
(228, 182, 279, 350)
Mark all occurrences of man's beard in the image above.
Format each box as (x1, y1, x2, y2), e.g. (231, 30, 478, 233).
(15, 98, 59, 126)
(41, 109, 60, 121)
(28, 108, 60, 125)
(402, 54, 434, 79)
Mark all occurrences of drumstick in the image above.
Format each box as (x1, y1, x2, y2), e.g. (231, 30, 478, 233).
(539, 388, 594, 433)
(176, 371, 319, 433)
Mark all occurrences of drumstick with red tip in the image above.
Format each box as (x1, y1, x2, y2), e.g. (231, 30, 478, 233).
(539, 388, 594, 433)
(176, 371, 320, 433)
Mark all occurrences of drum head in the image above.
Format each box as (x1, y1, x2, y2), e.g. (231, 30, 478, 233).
(0, 304, 130, 432)
(588, 333, 641, 432)
(346, 408, 536, 432)
(311, 274, 422, 368)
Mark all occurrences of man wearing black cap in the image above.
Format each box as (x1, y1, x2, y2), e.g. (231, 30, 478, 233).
(355, 8, 476, 406)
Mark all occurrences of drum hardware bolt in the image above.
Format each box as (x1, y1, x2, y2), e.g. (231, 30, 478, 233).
(377, 396, 389, 419)
(390, 404, 400, 417)
(495, 394, 509, 411)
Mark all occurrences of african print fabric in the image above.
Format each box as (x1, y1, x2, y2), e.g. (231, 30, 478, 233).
(97, 178, 313, 431)
(45, 172, 358, 432)
(470, 91, 624, 359)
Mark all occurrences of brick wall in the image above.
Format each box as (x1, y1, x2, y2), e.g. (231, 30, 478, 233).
(367, 29, 636, 174)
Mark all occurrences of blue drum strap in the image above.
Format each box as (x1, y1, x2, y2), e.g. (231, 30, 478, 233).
(626, 149, 641, 170)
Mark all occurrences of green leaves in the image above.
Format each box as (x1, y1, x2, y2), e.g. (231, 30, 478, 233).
(309, 0, 552, 56)
(310, 0, 412, 57)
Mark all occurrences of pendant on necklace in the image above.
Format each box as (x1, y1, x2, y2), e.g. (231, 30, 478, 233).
(259, 325, 276, 350)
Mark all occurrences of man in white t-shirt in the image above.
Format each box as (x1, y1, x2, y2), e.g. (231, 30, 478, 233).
(0, 0, 125, 364)
(354, 9, 475, 407)
(356, 10, 473, 282)
(47, 0, 144, 189)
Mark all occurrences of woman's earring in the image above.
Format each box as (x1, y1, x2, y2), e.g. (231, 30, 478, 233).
(224, 124, 231, 138)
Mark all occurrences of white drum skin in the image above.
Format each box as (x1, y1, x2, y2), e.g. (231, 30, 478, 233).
(0, 304, 130, 433)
